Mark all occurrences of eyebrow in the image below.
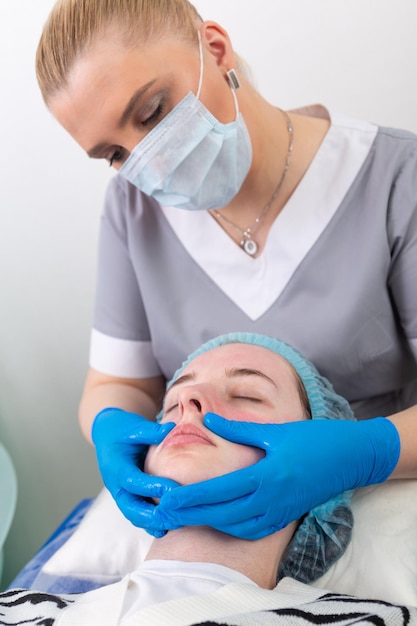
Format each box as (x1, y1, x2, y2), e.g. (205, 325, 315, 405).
(118, 79, 157, 127)
(87, 141, 113, 159)
(86, 79, 157, 158)
(168, 372, 197, 391)
(225, 367, 278, 388)
(167, 367, 277, 393)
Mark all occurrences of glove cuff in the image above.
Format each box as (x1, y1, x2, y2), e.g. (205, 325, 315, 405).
(359, 417, 401, 486)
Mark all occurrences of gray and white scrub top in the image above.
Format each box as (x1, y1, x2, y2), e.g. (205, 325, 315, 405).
(90, 105, 417, 419)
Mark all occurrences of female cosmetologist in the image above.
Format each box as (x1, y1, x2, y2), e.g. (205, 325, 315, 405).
(35, 0, 416, 540)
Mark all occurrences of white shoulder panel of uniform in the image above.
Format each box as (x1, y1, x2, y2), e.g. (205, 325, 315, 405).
(89, 329, 162, 378)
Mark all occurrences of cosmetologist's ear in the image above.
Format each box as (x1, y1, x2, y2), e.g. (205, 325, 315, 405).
(199, 21, 236, 72)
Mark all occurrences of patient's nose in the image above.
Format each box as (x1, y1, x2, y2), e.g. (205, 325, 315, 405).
(188, 398, 202, 412)
(178, 385, 208, 420)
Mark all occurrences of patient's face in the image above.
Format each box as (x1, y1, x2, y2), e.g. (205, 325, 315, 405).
(145, 343, 307, 485)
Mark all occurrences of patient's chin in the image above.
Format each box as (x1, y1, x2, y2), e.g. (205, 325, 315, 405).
(146, 453, 264, 487)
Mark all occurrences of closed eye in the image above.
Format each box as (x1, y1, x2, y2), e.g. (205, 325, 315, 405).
(108, 101, 167, 167)
(164, 403, 179, 415)
(108, 148, 126, 167)
(141, 101, 166, 127)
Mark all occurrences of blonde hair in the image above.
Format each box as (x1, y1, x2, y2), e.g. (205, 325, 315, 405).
(36, 0, 202, 103)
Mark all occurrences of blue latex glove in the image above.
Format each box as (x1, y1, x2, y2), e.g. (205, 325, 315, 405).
(92, 408, 178, 537)
(156, 413, 400, 540)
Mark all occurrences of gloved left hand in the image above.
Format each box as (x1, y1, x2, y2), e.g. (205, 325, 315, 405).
(92, 407, 179, 537)
(156, 412, 400, 539)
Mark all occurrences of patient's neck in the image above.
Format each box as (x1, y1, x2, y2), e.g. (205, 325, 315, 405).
(145, 523, 296, 589)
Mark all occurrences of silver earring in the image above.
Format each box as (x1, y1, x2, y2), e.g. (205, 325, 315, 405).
(226, 69, 240, 90)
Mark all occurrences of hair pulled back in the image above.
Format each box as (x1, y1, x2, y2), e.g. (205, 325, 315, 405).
(36, 0, 202, 103)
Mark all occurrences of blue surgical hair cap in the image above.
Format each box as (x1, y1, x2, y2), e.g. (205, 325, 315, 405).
(162, 332, 355, 584)
(167, 332, 355, 423)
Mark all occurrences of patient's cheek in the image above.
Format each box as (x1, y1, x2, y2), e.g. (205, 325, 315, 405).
(144, 445, 157, 475)
(238, 445, 264, 468)
(143, 439, 265, 486)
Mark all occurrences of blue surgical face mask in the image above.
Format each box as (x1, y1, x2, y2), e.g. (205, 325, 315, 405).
(119, 33, 252, 211)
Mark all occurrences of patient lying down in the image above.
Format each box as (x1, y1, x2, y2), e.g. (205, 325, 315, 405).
(2, 333, 417, 625)
(141, 335, 311, 591)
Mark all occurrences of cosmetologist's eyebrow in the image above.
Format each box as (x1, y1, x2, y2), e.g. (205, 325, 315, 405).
(118, 79, 157, 127)
(86, 79, 157, 158)
(87, 141, 112, 159)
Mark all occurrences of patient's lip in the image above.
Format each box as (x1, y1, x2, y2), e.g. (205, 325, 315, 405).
(161, 423, 214, 449)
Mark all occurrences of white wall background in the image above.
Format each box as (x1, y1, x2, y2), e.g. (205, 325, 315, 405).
(1, 0, 416, 588)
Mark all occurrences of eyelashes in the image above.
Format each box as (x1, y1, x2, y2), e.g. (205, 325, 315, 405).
(109, 148, 125, 167)
(107, 100, 167, 167)
(163, 396, 263, 417)
(141, 101, 166, 128)
(164, 403, 179, 416)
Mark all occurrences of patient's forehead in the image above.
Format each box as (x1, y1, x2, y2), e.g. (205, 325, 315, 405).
(179, 343, 298, 388)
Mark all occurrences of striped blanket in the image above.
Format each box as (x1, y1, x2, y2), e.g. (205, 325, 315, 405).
(1, 581, 416, 626)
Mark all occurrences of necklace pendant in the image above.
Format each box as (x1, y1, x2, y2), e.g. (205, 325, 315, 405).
(242, 239, 258, 256)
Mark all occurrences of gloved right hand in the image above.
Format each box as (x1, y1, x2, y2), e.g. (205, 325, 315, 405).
(92, 407, 178, 537)
(157, 414, 400, 539)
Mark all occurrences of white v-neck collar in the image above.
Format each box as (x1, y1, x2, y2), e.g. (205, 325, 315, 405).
(161, 105, 377, 321)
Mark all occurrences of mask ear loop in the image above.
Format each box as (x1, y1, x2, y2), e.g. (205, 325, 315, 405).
(196, 31, 240, 118)
(196, 31, 204, 99)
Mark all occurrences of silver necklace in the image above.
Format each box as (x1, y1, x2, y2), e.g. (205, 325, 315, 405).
(212, 109, 294, 256)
